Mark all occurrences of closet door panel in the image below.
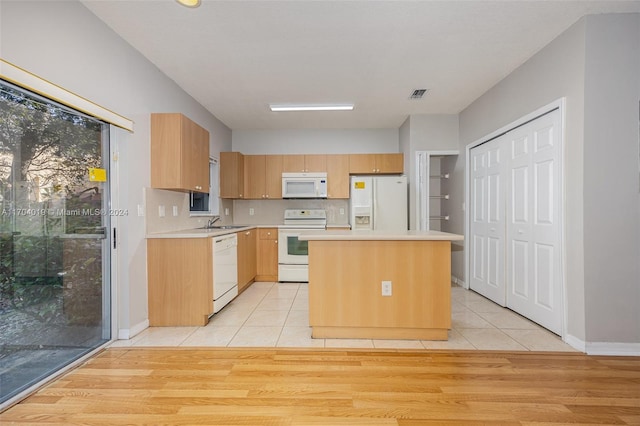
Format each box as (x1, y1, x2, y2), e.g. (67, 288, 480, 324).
(469, 140, 506, 305)
(505, 110, 563, 335)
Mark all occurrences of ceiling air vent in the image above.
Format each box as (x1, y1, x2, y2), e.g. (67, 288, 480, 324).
(409, 89, 428, 99)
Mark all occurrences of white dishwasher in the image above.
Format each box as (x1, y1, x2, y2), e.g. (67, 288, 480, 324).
(212, 233, 238, 314)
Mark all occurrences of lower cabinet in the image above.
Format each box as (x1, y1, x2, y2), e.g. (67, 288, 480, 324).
(147, 238, 213, 326)
(237, 229, 257, 292)
(256, 228, 278, 281)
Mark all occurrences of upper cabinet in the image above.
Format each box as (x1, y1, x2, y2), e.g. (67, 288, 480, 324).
(326, 154, 350, 199)
(282, 154, 327, 173)
(220, 152, 244, 199)
(219, 151, 404, 199)
(244, 155, 283, 199)
(151, 113, 209, 193)
(349, 153, 404, 174)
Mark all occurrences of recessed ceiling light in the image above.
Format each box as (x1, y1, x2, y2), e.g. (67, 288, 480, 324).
(269, 104, 354, 112)
(176, 0, 201, 8)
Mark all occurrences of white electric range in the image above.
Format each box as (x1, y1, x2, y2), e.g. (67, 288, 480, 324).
(277, 209, 327, 282)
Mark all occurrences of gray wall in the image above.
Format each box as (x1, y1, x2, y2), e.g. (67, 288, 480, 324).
(405, 115, 459, 230)
(1, 1, 232, 336)
(458, 14, 640, 345)
(233, 129, 398, 154)
(582, 14, 640, 343)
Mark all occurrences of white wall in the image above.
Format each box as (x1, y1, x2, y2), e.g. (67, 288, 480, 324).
(0, 1, 232, 337)
(233, 128, 398, 154)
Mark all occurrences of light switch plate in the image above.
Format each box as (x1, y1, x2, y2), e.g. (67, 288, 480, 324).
(249, 208, 255, 216)
(382, 281, 392, 296)
(158, 205, 165, 217)
(172, 205, 178, 216)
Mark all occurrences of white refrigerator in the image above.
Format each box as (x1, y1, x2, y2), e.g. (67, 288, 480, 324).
(350, 175, 408, 231)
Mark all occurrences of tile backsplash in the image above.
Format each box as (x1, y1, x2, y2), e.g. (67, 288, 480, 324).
(232, 199, 349, 226)
(145, 188, 349, 234)
(145, 188, 234, 234)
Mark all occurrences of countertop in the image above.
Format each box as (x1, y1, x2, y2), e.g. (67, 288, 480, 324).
(146, 225, 259, 239)
(297, 229, 464, 241)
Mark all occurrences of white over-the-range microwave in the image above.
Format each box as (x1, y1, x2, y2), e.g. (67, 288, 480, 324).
(281, 172, 328, 199)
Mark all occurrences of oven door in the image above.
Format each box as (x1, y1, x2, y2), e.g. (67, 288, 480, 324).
(278, 229, 309, 265)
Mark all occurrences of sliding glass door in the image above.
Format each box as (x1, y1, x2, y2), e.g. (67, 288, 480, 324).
(0, 81, 111, 405)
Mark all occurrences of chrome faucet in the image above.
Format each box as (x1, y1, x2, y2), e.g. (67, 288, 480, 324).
(207, 216, 221, 228)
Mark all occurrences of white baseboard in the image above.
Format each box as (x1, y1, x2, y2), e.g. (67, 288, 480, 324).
(564, 334, 640, 356)
(563, 334, 586, 353)
(451, 275, 467, 288)
(118, 319, 149, 340)
(585, 341, 640, 356)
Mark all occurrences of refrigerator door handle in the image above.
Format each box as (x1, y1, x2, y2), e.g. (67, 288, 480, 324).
(371, 179, 376, 230)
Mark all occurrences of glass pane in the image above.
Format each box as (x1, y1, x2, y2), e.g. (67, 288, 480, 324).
(287, 236, 308, 256)
(0, 81, 110, 405)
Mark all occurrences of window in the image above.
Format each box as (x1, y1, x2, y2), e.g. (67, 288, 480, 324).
(190, 157, 219, 216)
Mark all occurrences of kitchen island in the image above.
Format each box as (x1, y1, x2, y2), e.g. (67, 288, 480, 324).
(298, 230, 463, 340)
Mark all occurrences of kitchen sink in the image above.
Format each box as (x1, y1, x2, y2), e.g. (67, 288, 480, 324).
(198, 225, 246, 230)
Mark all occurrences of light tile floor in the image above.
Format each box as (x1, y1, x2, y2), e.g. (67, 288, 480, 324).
(111, 282, 577, 352)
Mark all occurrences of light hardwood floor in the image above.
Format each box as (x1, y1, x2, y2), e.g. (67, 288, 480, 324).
(2, 347, 639, 425)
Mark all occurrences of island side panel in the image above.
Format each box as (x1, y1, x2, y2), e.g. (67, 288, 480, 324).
(308, 239, 451, 340)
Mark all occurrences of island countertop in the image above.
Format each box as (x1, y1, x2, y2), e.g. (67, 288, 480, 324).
(298, 229, 463, 241)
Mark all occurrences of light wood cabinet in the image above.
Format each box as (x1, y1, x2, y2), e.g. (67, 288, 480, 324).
(147, 238, 213, 326)
(256, 228, 278, 281)
(220, 152, 244, 199)
(244, 155, 283, 199)
(326, 154, 350, 198)
(282, 154, 327, 173)
(349, 153, 404, 174)
(221, 151, 403, 199)
(151, 113, 210, 193)
(308, 239, 451, 340)
(237, 229, 257, 292)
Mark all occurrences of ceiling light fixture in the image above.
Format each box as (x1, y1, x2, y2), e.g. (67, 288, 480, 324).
(269, 104, 354, 112)
(176, 0, 201, 8)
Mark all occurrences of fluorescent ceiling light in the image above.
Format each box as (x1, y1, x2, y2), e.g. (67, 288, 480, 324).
(176, 0, 201, 8)
(269, 104, 354, 112)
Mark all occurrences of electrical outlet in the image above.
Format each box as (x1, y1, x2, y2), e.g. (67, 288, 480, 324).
(249, 208, 255, 216)
(172, 205, 178, 216)
(339, 208, 345, 215)
(225, 207, 229, 216)
(158, 205, 165, 217)
(381, 280, 392, 296)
